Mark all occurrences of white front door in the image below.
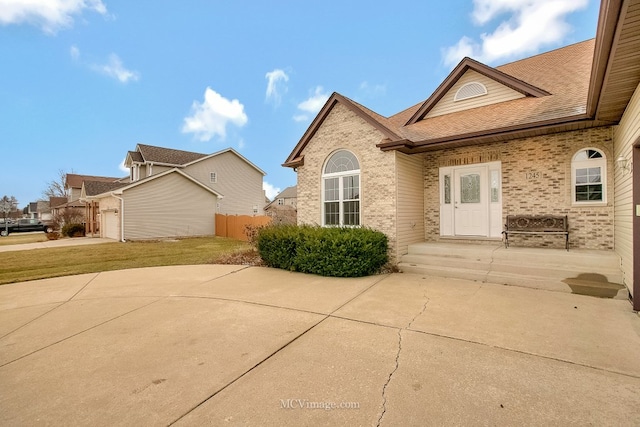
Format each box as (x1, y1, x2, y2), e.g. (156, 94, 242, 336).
(453, 166, 488, 236)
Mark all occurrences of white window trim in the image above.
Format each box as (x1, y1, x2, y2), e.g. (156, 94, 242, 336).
(210, 172, 217, 183)
(321, 150, 361, 227)
(571, 148, 607, 206)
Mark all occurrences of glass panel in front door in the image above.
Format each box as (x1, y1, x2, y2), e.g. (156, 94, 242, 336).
(460, 174, 481, 203)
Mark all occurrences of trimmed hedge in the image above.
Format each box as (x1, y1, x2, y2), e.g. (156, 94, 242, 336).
(256, 225, 388, 277)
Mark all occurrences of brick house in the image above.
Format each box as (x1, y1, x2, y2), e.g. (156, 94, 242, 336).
(284, 0, 640, 309)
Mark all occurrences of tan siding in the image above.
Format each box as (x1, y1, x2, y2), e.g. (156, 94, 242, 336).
(184, 152, 265, 216)
(613, 82, 640, 298)
(396, 152, 425, 258)
(149, 165, 171, 177)
(426, 70, 525, 118)
(122, 173, 216, 240)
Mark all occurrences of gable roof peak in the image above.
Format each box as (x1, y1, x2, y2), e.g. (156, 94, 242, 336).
(283, 92, 400, 168)
(405, 55, 551, 125)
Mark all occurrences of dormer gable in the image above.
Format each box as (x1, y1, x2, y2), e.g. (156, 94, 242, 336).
(406, 57, 550, 125)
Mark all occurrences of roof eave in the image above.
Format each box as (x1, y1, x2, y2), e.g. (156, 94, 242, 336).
(586, 0, 623, 118)
(380, 114, 615, 153)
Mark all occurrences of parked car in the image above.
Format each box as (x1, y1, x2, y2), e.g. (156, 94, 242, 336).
(0, 218, 53, 236)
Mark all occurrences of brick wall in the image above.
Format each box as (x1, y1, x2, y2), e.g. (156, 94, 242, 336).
(296, 102, 399, 258)
(423, 127, 615, 250)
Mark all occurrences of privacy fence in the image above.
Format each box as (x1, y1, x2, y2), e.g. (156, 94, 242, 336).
(215, 214, 272, 241)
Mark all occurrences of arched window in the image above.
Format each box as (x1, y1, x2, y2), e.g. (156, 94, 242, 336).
(572, 148, 606, 204)
(322, 150, 360, 226)
(454, 82, 488, 102)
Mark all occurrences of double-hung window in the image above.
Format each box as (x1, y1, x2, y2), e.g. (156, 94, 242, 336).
(572, 148, 606, 204)
(322, 150, 360, 226)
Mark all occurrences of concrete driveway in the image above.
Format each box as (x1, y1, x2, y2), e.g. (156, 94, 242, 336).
(1, 265, 639, 426)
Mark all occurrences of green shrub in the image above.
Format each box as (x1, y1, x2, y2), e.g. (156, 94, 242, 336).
(256, 225, 388, 277)
(61, 223, 85, 238)
(256, 224, 300, 270)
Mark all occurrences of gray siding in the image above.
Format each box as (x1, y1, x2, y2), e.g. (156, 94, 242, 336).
(122, 173, 216, 240)
(426, 70, 525, 119)
(613, 82, 640, 298)
(184, 151, 265, 215)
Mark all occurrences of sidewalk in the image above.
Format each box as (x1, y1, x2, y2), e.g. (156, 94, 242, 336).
(0, 236, 116, 252)
(1, 266, 639, 425)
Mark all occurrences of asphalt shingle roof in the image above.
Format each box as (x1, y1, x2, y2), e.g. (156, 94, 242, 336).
(135, 144, 208, 165)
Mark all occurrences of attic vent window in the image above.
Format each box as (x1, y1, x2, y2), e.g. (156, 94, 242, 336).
(454, 82, 487, 102)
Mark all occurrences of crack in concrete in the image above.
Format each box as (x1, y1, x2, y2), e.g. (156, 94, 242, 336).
(484, 244, 502, 283)
(377, 328, 402, 426)
(377, 290, 430, 426)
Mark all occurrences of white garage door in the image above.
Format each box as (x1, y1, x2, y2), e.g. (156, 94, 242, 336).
(103, 211, 119, 240)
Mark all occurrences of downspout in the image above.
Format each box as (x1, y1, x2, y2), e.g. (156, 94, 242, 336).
(111, 193, 125, 242)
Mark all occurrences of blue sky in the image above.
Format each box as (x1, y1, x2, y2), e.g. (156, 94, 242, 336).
(1, 0, 600, 208)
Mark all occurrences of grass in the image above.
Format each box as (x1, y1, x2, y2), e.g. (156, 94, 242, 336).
(0, 236, 249, 285)
(0, 233, 48, 246)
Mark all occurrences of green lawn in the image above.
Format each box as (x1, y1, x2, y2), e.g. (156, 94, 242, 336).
(0, 236, 249, 285)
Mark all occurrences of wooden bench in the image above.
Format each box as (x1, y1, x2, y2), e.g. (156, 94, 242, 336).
(503, 215, 569, 251)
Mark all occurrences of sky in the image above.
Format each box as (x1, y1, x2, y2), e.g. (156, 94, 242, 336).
(1, 0, 600, 208)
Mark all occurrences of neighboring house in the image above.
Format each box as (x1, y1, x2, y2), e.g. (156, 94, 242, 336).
(284, 0, 640, 310)
(82, 169, 222, 241)
(61, 174, 124, 231)
(264, 186, 297, 224)
(124, 144, 267, 216)
(65, 174, 123, 203)
(81, 144, 266, 240)
(25, 202, 38, 219)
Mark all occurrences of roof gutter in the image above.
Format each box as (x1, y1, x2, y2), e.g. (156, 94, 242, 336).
(377, 114, 616, 153)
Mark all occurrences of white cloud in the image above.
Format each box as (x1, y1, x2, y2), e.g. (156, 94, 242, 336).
(297, 86, 330, 113)
(265, 69, 289, 105)
(359, 81, 386, 98)
(91, 54, 140, 83)
(119, 159, 129, 173)
(0, 0, 107, 34)
(442, 0, 589, 67)
(182, 87, 248, 142)
(291, 86, 329, 122)
(70, 45, 80, 61)
(263, 182, 281, 200)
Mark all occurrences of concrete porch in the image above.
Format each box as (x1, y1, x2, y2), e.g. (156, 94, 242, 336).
(398, 242, 628, 300)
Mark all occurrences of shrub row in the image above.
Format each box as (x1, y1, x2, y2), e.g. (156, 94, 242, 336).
(61, 223, 85, 238)
(256, 225, 388, 277)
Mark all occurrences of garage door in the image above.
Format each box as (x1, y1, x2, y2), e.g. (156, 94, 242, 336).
(103, 211, 119, 240)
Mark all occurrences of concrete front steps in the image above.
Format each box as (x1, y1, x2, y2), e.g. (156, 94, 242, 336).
(398, 242, 628, 300)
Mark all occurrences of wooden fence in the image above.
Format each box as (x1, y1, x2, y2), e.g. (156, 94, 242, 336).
(215, 214, 272, 241)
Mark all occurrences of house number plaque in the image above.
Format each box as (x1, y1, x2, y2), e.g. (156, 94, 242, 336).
(525, 171, 540, 180)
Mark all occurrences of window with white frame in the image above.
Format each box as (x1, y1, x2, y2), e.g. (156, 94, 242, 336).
(322, 150, 360, 226)
(572, 148, 606, 204)
(210, 172, 217, 183)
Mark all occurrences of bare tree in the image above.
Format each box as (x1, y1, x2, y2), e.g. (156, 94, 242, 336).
(42, 169, 71, 200)
(0, 195, 18, 219)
